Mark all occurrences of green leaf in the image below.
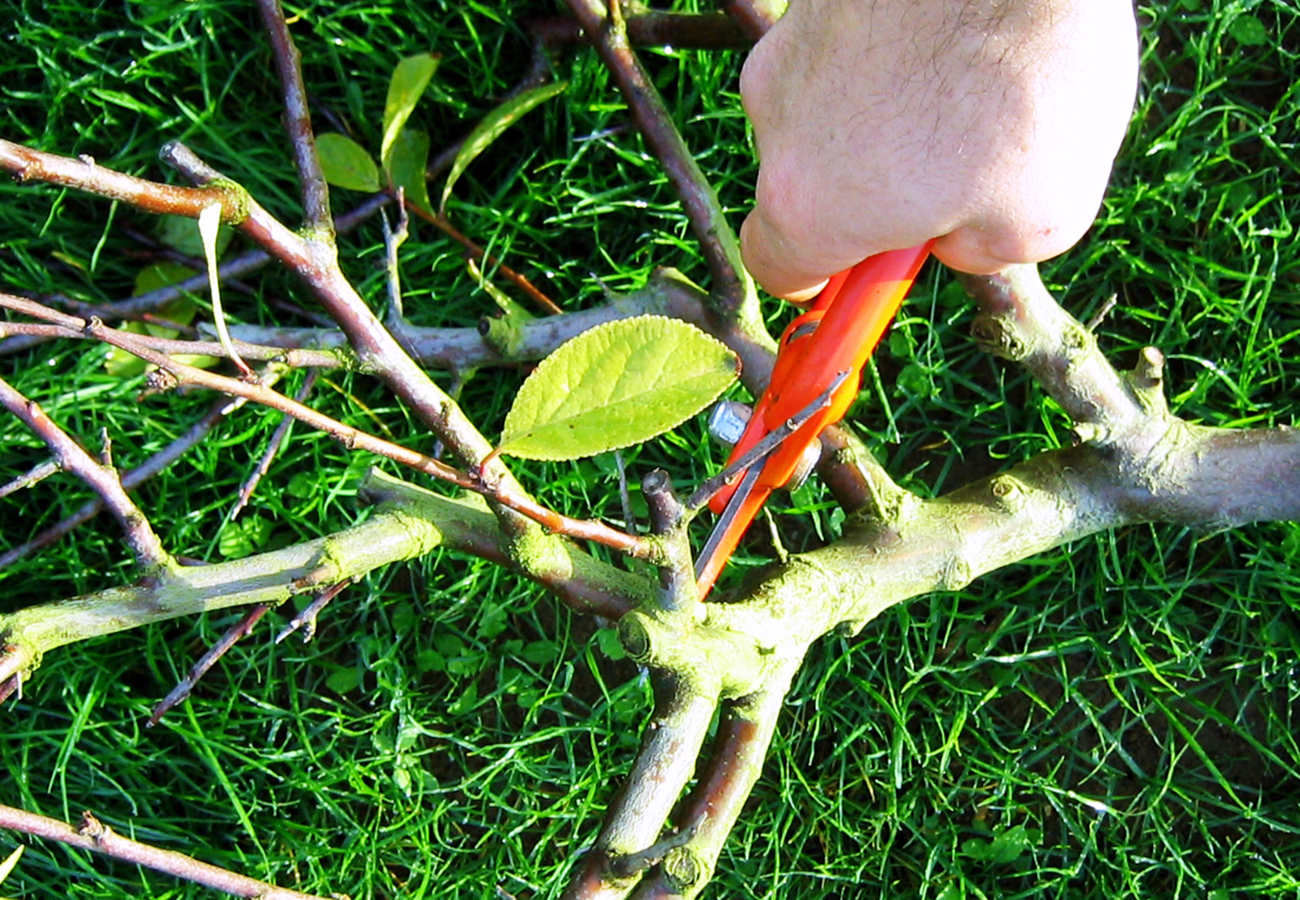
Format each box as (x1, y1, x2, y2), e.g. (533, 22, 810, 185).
(960, 824, 1040, 864)
(157, 214, 232, 259)
(316, 133, 380, 192)
(384, 127, 432, 213)
(104, 321, 153, 377)
(134, 262, 199, 301)
(381, 53, 440, 170)
(218, 516, 273, 559)
(596, 628, 626, 661)
(1228, 14, 1267, 46)
(441, 80, 567, 212)
(498, 315, 739, 461)
(106, 266, 214, 377)
(325, 667, 361, 694)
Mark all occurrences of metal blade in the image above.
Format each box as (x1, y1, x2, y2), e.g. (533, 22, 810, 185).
(694, 463, 763, 583)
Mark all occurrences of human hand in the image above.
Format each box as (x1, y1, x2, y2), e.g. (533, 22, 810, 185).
(739, 0, 1140, 300)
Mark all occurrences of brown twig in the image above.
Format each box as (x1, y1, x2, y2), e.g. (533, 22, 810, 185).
(0, 138, 245, 223)
(275, 580, 349, 644)
(404, 199, 563, 315)
(148, 603, 272, 726)
(0, 805, 333, 900)
(256, 0, 333, 236)
(0, 393, 251, 570)
(565, 673, 721, 898)
(630, 684, 791, 897)
(0, 318, 342, 370)
(0, 375, 169, 570)
(0, 460, 60, 500)
(720, 0, 785, 40)
(231, 370, 319, 519)
(0, 193, 388, 358)
(563, 0, 750, 312)
(526, 10, 754, 51)
(68, 315, 657, 561)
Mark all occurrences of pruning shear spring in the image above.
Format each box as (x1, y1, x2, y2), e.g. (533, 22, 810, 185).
(694, 242, 934, 598)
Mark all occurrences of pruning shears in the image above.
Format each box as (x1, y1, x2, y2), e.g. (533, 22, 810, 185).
(694, 242, 934, 598)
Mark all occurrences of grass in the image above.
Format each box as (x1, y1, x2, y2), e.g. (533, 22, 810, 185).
(1, 0, 1298, 898)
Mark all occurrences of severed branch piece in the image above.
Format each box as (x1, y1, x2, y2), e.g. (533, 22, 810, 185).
(148, 603, 272, 726)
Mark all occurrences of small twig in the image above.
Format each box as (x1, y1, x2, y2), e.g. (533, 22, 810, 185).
(256, 0, 333, 236)
(148, 603, 272, 726)
(403, 199, 562, 315)
(275, 580, 348, 644)
(0, 320, 342, 370)
(0, 394, 252, 570)
(961, 266, 1148, 444)
(642, 469, 695, 610)
(67, 314, 656, 560)
(0, 460, 59, 500)
(615, 449, 637, 534)
(231, 370, 319, 519)
(0, 805, 333, 900)
(0, 193, 388, 358)
(609, 824, 698, 879)
(1085, 293, 1119, 332)
(0, 375, 169, 570)
(816, 422, 912, 520)
(382, 193, 411, 325)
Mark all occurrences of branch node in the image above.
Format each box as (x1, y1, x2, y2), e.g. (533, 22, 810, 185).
(1126, 346, 1170, 416)
(662, 844, 705, 892)
(642, 469, 683, 534)
(78, 811, 109, 843)
(970, 313, 1027, 361)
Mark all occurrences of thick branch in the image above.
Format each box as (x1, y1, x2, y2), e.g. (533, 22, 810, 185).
(0, 139, 246, 222)
(0, 471, 647, 691)
(961, 265, 1151, 445)
(720, 0, 786, 39)
(256, 0, 333, 235)
(566, 671, 721, 900)
(631, 681, 794, 899)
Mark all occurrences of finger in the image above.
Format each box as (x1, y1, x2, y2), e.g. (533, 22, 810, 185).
(739, 209, 832, 302)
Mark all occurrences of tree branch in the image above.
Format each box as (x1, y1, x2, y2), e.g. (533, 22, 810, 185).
(256, 0, 333, 236)
(562, 0, 755, 316)
(0, 139, 246, 223)
(0, 805, 332, 900)
(0, 375, 169, 571)
(0, 469, 647, 694)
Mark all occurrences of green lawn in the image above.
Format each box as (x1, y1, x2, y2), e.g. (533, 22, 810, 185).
(1, 1, 1297, 898)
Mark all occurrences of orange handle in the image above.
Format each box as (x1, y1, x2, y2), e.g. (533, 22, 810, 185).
(696, 242, 932, 597)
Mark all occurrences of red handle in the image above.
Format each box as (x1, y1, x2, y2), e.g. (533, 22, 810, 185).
(696, 242, 932, 598)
